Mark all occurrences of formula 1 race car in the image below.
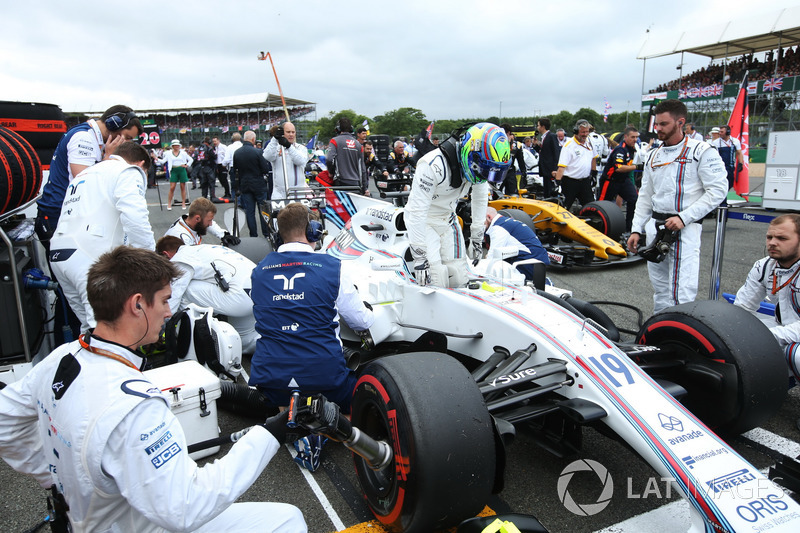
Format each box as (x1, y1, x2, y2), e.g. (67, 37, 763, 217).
(458, 195, 639, 268)
(305, 192, 797, 533)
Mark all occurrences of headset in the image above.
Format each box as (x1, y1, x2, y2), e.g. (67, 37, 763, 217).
(105, 110, 138, 132)
(573, 119, 590, 135)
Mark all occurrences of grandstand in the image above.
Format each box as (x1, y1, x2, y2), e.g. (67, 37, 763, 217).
(638, 6, 800, 146)
(64, 92, 316, 145)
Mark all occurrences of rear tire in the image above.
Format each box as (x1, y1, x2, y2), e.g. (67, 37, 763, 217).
(636, 301, 787, 436)
(351, 352, 495, 532)
(579, 201, 624, 241)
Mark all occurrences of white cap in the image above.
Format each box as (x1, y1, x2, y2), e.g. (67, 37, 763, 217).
(710, 127, 720, 134)
(170, 139, 181, 146)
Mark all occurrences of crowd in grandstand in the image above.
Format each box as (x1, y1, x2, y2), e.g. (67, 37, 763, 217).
(65, 106, 314, 131)
(651, 46, 800, 93)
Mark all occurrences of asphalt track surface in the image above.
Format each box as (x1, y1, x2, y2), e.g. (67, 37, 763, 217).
(2, 178, 800, 533)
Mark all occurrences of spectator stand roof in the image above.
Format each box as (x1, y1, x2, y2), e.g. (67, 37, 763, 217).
(66, 92, 315, 115)
(637, 6, 800, 60)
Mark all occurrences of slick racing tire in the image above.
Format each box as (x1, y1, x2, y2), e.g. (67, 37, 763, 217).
(498, 208, 536, 232)
(636, 300, 787, 436)
(0, 126, 42, 215)
(579, 201, 624, 241)
(351, 352, 495, 533)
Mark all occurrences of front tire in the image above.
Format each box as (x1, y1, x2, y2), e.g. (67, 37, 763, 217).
(351, 352, 495, 532)
(579, 201, 625, 241)
(636, 301, 787, 436)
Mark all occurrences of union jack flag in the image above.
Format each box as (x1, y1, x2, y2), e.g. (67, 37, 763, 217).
(764, 77, 784, 92)
(713, 84, 723, 96)
(603, 97, 612, 123)
(701, 86, 711, 97)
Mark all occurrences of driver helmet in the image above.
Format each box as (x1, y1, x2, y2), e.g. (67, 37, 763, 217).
(459, 123, 511, 184)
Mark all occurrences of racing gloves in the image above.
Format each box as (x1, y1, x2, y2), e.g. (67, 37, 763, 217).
(737, 162, 744, 172)
(467, 239, 483, 266)
(262, 409, 309, 444)
(220, 232, 241, 246)
(409, 245, 431, 286)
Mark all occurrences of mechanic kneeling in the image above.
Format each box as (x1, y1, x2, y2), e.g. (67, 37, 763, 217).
(484, 207, 549, 289)
(0, 246, 306, 533)
(249, 202, 374, 471)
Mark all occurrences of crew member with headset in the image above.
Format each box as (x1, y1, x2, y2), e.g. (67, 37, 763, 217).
(35, 105, 143, 253)
(249, 203, 374, 471)
(555, 119, 597, 211)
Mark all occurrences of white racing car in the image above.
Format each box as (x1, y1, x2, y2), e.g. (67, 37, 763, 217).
(289, 191, 798, 533)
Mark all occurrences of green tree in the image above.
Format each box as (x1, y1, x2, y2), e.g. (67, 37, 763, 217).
(316, 109, 370, 142)
(373, 107, 428, 139)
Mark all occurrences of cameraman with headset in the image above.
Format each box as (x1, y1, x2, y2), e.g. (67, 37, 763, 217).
(627, 99, 727, 313)
(248, 203, 374, 470)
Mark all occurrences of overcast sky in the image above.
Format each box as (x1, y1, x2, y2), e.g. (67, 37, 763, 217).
(1, 1, 797, 121)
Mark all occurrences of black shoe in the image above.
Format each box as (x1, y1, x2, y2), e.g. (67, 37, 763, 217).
(211, 197, 223, 204)
(191, 185, 197, 190)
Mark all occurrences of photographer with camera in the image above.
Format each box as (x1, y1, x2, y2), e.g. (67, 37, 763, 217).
(626, 100, 727, 313)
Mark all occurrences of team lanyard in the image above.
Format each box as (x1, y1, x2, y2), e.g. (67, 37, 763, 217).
(650, 135, 690, 169)
(79, 334, 141, 371)
(178, 218, 201, 244)
(772, 266, 800, 295)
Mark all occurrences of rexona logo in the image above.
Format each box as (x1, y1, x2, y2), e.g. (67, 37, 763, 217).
(706, 469, 756, 494)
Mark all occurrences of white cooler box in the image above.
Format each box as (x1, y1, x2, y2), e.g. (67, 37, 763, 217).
(144, 361, 222, 460)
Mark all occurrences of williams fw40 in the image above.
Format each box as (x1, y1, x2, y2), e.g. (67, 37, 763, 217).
(312, 193, 798, 533)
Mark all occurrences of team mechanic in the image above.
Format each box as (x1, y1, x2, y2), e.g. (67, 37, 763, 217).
(327, 117, 369, 195)
(35, 105, 142, 254)
(484, 206, 549, 287)
(596, 126, 642, 232)
(734, 214, 800, 386)
(0, 247, 306, 533)
(49, 142, 155, 332)
(249, 203, 374, 411)
(555, 119, 597, 211)
(157, 236, 259, 354)
(165, 197, 239, 246)
(627, 99, 728, 313)
(405, 122, 512, 287)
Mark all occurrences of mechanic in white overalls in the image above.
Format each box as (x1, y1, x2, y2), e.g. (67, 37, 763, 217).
(627, 100, 727, 313)
(164, 197, 239, 246)
(49, 142, 155, 332)
(735, 214, 800, 384)
(0, 247, 306, 533)
(405, 123, 512, 288)
(157, 236, 258, 354)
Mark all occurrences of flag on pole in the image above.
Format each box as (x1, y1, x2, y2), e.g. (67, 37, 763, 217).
(306, 131, 319, 151)
(728, 73, 750, 200)
(362, 119, 370, 134)
(603, 98, 612, 123)
(425, 121, 435, 139)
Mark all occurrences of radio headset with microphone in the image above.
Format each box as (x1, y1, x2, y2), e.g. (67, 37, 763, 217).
(105, 111, 138, 132)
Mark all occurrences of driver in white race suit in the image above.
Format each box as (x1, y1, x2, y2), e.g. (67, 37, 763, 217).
(405, 123, 512, 287)
(157, 236, 259, 354)
(0, 247, 306, 533)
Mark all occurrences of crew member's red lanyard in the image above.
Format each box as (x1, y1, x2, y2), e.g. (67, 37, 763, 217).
(178, 219, 201, 244)
(772, 267, 800, 295)
(79, 334, 140, 371)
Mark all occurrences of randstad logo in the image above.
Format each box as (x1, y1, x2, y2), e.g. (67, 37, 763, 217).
(557, 459, 613, 516)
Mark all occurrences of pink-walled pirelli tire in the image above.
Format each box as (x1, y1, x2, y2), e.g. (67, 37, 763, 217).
(0, 125, 42, 216)
(579, 200, 625, 241)
(351, 352, 495, 533)
(636, 300, 787, 436)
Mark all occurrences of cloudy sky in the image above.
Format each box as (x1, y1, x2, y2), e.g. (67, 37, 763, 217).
(1, 1, 797, 121)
